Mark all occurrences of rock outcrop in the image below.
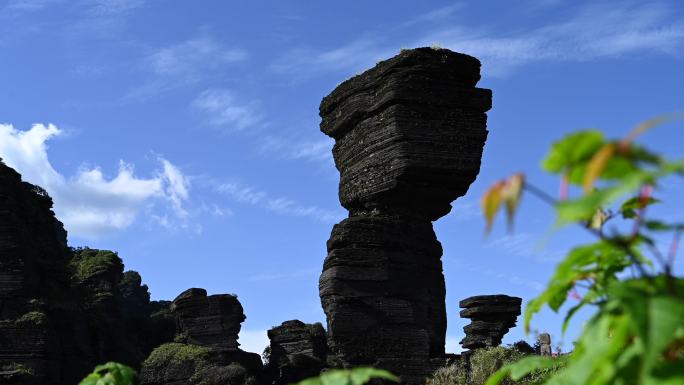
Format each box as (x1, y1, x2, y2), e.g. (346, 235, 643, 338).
(265, 320, 327, 385)
(0, 159, 175, 385)
(318, 47, 492, 384)
(140, 288, 262, 385)
(459, 295, 522, 350)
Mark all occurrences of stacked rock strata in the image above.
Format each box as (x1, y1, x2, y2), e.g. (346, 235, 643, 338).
(265, 320, 327, 385)
(0, 160, 175, 385)
(459, 295, 522, 350)
(140, 288, 262, 385)
(318, 47, 491, 384)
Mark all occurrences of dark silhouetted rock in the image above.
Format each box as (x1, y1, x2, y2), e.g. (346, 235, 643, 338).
(0, 159, 176, 385)
(459, 295, 521, 350)
(141, 288, 262, 385)
(171, 288, 245, 349)
(318, 47, 491, 384)
(265, 320, 327, 385)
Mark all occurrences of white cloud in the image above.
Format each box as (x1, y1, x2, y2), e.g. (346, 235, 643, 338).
(0, 123, 190, 240)
(239, 329, 269, 357)
(214, 181, 344, 223)
(193, 89, 264, 131)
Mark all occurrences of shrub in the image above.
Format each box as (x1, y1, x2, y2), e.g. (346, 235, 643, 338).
(70, 248, 123, 282)
(143, 343, 210, 368)
(470, 347, 525, 385)
(429, 359, 468, 385)
(15, 311, 47, 326)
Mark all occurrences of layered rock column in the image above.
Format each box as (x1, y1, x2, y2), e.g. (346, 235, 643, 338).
(459, 295, 522, 350)
(318, 48, 492, 383)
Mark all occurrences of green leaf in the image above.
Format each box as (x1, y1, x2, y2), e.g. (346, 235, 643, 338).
(542, 130, 605, 173)
(349, 367, 399, 385)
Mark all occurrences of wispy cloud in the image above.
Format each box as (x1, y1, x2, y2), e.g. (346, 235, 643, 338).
(272, 39, 394, 80)
(273, 1, 684, 78)
(485, 233, 566, 263)
(129, 36, 247, 100)
(450, 257, 545, 291)
(419, 2, 684, 75)
(450, 198, 482, 222)
(401, 3, 465, 27)
(192, 89, 264, 132)
(259, 135, 333, 163)
(214, 181, 344, 223)
(0, 123, 191, 240)
(146, 36, 247, 79)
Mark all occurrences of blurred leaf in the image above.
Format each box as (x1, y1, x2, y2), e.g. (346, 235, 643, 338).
(502, 173, 525, 231)
(295, 367, 398, 385)
(588, 208, 608, 230)
(623, 112, 684, 146)
(349, 367, 399, 385)
(542, 130, 605, 174)
(583, 143, 616, 193)
(482, 181, 505, 234)
(484, 356, 559, 385)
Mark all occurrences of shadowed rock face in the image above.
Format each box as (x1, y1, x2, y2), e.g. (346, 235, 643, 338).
(0, 160, 175, 385)
(318, 48, 491, 384)
(171, 288, 245, 349)
(140, 288, 262, 385)
(459, 295, 522, 350)
(265, 320, 328, 385)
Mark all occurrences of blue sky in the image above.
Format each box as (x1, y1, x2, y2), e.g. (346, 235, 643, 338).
(1, 0, 683, 356)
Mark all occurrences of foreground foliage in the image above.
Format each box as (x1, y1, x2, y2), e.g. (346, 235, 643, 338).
(294, 367, 399, 385)
(482, 116, 684, 385)
(78, 362, 135, 385)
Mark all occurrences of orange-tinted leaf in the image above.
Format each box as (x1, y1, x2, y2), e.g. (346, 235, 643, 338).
(502, 173, 525, 231)
(621, 111, 684, 148)
(482, 181, 505, 234)
(583, 143, 616, 193)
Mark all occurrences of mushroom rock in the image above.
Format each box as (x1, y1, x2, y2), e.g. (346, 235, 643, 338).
(318, 47, 492, 384)
(459, 295, 522, 350)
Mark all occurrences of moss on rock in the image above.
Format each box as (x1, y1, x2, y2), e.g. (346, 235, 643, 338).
(143, 343, 210, 368)
(70, 248, 124, 282)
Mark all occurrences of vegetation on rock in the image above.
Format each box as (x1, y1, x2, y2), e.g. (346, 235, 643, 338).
(143, 343, 210, 368)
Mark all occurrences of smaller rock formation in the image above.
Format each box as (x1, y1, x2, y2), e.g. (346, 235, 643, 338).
(538, 333, 552, 356)
(171, 288, 245, 349)
(141, 288, 262, 385)
(459, 295, 522, 350)
(265, 320, 327, 385)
